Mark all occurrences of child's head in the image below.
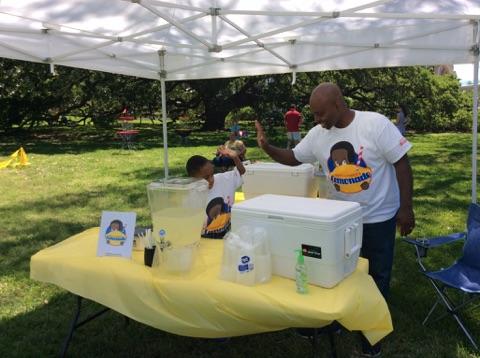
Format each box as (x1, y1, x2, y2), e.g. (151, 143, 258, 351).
(110, 220, 123, 231)
(228, 131, 238, 141)
(186, 155, 214, 188)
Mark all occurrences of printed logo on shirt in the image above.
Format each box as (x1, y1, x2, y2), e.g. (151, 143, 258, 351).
(327, 141, 372, 194)
(201, 197, 231, 239)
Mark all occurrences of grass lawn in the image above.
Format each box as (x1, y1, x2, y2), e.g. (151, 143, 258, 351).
(1, 124, 479, 357)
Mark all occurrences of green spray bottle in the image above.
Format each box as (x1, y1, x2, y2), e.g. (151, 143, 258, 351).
(295, 249, 308, 294)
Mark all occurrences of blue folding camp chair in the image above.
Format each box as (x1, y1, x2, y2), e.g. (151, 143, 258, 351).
(404, 203, 480, 350)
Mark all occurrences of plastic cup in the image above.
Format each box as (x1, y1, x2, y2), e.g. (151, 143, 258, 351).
(236, 251, 256, 286)
(164, 246, 196, 272)
(255, 254, 272, 283)
(220, 243, 238, 282)
(133, 237, 145, 252)
(144, 246, 156, 267)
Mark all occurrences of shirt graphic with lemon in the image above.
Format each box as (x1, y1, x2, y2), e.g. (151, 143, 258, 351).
(327, 141, 372, 194)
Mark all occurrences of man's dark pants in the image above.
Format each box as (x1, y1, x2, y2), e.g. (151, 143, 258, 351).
(361, 214, 397, 299)
(359, 214, 397, 354)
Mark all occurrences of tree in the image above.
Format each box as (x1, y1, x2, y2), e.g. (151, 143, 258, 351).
(248, 66, 472, 132)
(0, 58, 472, 133)
(184, 77, 262, 130)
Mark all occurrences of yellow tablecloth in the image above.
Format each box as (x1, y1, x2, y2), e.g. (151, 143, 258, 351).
(30, 228, 392, 344)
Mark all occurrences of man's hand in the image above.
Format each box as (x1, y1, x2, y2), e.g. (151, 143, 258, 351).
(396, 206, 415, 236)
(255, 120, 268, 149)
(217, 145, 238, 159)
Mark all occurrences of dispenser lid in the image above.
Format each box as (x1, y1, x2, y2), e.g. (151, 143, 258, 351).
(148, 177, 208, 190)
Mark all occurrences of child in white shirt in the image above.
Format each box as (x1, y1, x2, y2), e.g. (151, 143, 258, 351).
(186, 146, 245, 238)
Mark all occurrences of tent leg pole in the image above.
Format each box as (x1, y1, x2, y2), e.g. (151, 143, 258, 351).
(161, 78, 168, 180)
(472, 56, 479, 204)
(472, 21, 479, 204)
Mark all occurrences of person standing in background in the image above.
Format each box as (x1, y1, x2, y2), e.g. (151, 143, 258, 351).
(396, 104, 409, 136)
(284, 105, 303, 149)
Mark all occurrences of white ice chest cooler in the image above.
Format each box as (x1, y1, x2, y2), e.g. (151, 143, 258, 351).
(231, 194, 363, 288)
(242, 162, 319, 199)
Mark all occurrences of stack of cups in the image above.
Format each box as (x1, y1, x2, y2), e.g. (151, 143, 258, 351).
(220, 227, 271, 286)
(252, 228, 271, 284)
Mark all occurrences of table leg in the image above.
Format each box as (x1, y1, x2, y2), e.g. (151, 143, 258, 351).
(126, 134, 137, 150)
(310, 325, 337, 358)
(60, 295, 110, 358)
(121, 134, 128, 149)
(327, 329, 337, 358)
(60, 295, 82, 358)
(312, 328, 320, 358)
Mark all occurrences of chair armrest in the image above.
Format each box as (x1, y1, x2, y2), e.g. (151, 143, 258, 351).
(403, 232, 466, 248)
(403, 232, 466, 268)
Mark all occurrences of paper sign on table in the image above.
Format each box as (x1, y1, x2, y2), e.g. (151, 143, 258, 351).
(97, 211, 136, 258)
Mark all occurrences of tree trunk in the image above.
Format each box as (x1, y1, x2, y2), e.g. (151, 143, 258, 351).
(202, 105, 230, 130)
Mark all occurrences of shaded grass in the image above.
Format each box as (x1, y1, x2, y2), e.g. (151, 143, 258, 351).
(1, 128, 480, 357)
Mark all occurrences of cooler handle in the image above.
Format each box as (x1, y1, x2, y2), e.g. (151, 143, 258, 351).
(267, 215, 284, 220)
(344, 224, 361, 259)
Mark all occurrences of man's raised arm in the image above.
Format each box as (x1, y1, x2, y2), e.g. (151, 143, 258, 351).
(256, 120, 302, 166)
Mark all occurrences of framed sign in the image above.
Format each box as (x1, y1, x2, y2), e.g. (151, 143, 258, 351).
(97, 211, 136, 258)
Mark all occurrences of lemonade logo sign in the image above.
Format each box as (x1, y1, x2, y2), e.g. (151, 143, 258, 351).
(327, 141, 372, 194)
(105, 219, 127, 246)
(97, 211, 136, 258)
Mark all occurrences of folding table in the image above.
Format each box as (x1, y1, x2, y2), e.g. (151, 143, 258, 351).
(31, 228, 393, 356)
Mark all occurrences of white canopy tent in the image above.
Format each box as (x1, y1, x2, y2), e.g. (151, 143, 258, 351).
(0, 0, 479, 200)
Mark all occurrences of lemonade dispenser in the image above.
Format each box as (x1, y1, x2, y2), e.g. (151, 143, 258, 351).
(147, 177, 209, 271)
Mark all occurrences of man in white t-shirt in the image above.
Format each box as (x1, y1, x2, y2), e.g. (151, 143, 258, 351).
(186, 146, 245, 238)
(256, 83, 414, 356)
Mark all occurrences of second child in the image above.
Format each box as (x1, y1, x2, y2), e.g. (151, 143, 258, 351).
(186, 146, 245, 238)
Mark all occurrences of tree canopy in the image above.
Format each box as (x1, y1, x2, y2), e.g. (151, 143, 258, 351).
(0, 58, 472, 133)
